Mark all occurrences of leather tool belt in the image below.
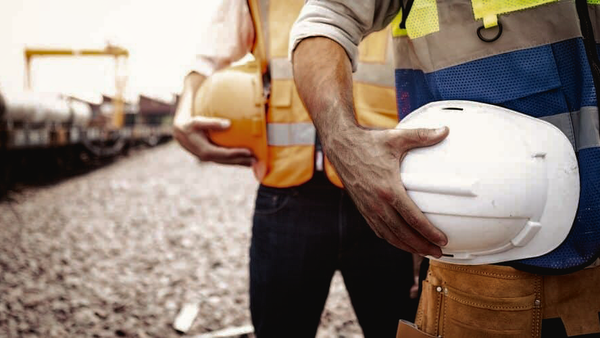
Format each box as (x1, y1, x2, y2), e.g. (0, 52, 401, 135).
(397, 260, 600, 338)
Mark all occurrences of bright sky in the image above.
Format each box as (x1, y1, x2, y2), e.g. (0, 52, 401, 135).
(0, 0, 218, 102)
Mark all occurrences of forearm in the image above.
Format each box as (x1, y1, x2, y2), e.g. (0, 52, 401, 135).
(174, 72, 206, 126)
(292, 37, 447, 256)
(292, 37, 360, 147)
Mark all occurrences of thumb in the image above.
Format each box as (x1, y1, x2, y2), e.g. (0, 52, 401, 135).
(190, 116, 232, 131)
(390, 126, 449, 152)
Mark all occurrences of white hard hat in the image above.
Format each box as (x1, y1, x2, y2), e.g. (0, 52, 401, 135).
(397, 101, 580, 265)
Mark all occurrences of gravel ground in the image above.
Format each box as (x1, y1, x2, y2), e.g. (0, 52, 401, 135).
(0, 142, 362, 338)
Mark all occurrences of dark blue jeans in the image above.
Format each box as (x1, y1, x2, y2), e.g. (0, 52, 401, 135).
(250, 172, 417, 338)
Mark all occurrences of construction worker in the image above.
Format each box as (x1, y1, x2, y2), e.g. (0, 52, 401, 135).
(173, 1, 418, 337)
(290, 0, 600, 337)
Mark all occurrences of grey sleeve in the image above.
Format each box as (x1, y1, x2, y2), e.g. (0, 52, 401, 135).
(289, 0, 401, 71)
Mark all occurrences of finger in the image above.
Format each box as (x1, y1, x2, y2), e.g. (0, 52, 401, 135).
(371, 146, 448, 248)
(186, 131, 253, 163)
(344, 187, 416, 252)
(387, 126, 449, 153)
(372, 223, 418, 254)
(174, 129, 207, 157)
(367, 202, 442, 257)
(190, 134, 254, 166)
(409, 283, 419, 299)
(200, 140, 254, 160)
(376, 206, 443, 257)
(360, 209, 417, 254)
(213, 155, 255, 167)
(390, 184, 448, 248)
(189, 116, 232, 131)
(204, 146, 256, 167)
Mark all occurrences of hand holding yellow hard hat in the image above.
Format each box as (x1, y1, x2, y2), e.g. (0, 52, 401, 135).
(193, 60, 268, 180)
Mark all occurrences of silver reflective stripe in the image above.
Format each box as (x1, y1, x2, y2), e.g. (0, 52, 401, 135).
(271, 58, 293, 80)
(270, 57, 395, 87)
(353, 62, 395, 87)
(267, 122, 316, 146)
(540, 113, 576, 149)
(572, 107, 600, 151)
(540, 107, 600, 151)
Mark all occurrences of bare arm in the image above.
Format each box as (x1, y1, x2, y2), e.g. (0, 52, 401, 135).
(293, 37, 448, 257)
(174, 72, 206, 128)
(173, 0, 255, 166)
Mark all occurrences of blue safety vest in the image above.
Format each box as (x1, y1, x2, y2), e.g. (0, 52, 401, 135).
(392, 0, 600, 273)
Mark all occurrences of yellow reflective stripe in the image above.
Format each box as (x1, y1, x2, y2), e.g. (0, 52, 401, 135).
(589, 0, 600, 4)
(391, 8, 407, 37)
(391, 0, 439, 38)
(472, 0, 558, 28)
(406, 0, 440, 38)
(393, 1, 580, 73)
(483, 14, 498, 28)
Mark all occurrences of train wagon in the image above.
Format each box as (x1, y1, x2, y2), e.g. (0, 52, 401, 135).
(0, 90, 174, 197)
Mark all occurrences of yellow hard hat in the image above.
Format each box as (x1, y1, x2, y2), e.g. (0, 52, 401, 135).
(193, 60, 268, 180)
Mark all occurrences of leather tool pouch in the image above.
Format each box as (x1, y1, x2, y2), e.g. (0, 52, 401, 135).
(397, 319, 437, 338)
(543, 265, 600, 336)
(415, 262, 543, 338)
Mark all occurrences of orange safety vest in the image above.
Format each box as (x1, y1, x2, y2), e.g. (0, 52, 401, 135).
(248, 0, 397, 188)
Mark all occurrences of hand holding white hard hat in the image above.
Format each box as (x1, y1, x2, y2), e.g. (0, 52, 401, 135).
(397, 101, 580, 265)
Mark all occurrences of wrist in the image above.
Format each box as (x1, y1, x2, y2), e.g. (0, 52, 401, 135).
(318, 102, 362, 139)
(183, 71, 207, 93)
(317, 111, 366, 161)
(175, 72, 207, 126)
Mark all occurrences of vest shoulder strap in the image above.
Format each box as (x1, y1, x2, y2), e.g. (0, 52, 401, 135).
(247, 0, 268, 74)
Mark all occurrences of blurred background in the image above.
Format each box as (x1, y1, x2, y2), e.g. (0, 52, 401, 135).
(0, 1, 361, 337)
